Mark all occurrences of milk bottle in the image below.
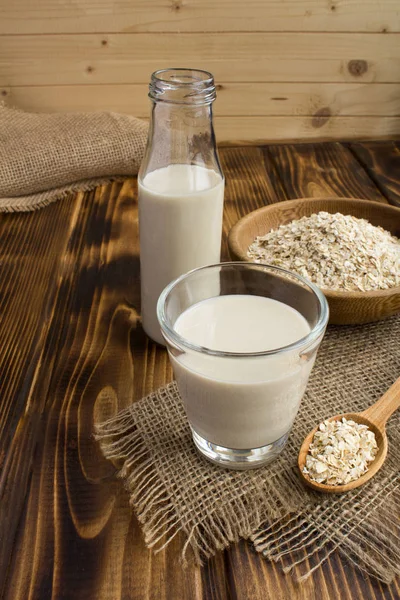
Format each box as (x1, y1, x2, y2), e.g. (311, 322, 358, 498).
(138, 69, 224, 345)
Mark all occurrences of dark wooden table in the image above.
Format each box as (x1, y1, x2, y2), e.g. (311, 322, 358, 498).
(1, 142, 400, 600)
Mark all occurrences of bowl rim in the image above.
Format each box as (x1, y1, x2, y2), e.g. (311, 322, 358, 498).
(228, 197, 400, 299)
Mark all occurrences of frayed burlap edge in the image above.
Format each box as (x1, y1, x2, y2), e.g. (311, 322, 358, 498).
(94, 396, 301, 566)
(0, 175, 131, 213)
(94, 379, 400, 581)
(96, 398, 400, 584)
(252, 461, 400, 584)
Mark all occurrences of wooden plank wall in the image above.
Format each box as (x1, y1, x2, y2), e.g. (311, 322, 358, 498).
(0, 0, 399, 143)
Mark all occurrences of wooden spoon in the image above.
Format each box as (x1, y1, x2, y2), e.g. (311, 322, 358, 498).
(298, 376, 400, 494)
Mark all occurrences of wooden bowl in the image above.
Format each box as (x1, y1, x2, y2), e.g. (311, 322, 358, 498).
(228, 198, 400, 325)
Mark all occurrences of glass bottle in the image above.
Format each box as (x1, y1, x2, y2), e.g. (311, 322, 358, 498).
(138, 68, 225, 345)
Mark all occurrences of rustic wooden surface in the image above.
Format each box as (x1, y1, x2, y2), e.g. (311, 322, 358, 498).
(1, 0, 400, 142)
(2, 0, 400, 33)
(1, 141, 400, 600)
(3, 83, 400, 118)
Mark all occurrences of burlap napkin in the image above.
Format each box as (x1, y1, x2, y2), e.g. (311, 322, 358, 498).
(95, 316, 400, 584)
(0, 104, 148, 212)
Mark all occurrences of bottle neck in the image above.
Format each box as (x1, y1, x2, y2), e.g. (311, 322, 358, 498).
(139, 69, 222, 180)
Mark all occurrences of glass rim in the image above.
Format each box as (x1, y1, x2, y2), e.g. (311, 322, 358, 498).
(151, 68, 214, 86)
(157, 262, 329, 358)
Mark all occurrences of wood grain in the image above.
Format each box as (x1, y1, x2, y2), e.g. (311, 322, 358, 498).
(219, 146, 286, 258)
(214, 116, 400, 144)
(1, 143, 400, 599)
(226, 539, 337, 600)
(2, 82, 399, 117)
(264, 142, 387, 200)
(2, 182, 159, 598)
(225, 537, 400, 600)
(1, 33, 398, 86)
(1, 0, 399, 144)
(1, 0, 399, 34)
(363, 376, 400, 427)
(0, 195, 80, 595)
(349, 142, 400, 207)
(1, 103, 398, 143)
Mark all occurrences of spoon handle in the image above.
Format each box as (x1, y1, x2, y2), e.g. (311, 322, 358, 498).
(361, 376, 400, 428)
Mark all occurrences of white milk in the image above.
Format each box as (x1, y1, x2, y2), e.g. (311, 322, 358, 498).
(139, 164, 224, 345)
(171, 295, 313, 449)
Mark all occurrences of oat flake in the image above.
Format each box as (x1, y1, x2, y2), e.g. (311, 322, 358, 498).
(303, 418, 378, 486)
(248, 211, 400, 292)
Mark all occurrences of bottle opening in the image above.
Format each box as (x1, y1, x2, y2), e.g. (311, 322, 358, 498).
(153, 68, 213, 85)
(149, 68, 216, 105)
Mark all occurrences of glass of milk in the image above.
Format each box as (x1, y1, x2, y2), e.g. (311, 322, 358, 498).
(138, 68, 224, 345)
(157, 262, 329, 470)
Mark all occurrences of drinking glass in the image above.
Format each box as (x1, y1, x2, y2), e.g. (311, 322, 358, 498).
(158, 262, 329, 469)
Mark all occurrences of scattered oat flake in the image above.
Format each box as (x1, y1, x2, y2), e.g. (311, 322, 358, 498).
(303, 418, 378, 486)
(247, 212, 400, 292)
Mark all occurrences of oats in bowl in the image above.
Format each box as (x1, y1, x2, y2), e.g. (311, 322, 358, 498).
(248, 211, 400, 292)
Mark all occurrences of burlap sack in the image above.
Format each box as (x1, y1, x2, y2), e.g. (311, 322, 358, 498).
(0, 104, 148, 212)
(95, 316, 400, 584)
